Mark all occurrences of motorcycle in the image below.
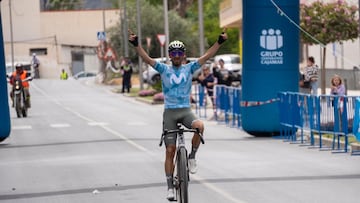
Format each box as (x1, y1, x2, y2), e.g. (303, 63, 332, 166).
(11, 75, 32, 118)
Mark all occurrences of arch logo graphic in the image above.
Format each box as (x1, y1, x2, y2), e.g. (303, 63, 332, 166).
(259, 28, 284, 65)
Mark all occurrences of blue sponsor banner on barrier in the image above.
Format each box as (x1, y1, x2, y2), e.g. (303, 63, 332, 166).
(0, 11, 11, 140)
(354, 98, 360, 141)
(242, 0, 299, 134)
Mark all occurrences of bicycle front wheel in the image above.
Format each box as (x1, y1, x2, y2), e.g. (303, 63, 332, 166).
(177, 147, 189, 203)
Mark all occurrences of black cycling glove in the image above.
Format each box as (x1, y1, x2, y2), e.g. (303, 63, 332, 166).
(129, 35, 139, 47)
(217, 32, 226, 44)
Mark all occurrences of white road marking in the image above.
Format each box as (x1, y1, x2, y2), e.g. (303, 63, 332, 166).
(32, 82, 247, 203)
(192, 174, 248, 203)
(50, 123, 71, 128)
(88, 122, 108, 126)
(12, 125, 32, 130)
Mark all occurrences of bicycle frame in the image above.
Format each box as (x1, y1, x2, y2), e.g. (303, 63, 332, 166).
(160, 123, 204, 203)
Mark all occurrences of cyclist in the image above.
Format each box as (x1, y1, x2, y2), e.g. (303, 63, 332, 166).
(129, 29, 227, 201)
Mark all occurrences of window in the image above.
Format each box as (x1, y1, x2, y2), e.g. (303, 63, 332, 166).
(30, 48, 47, 56)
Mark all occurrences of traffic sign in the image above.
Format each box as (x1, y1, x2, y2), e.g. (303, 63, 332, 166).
(97, 31, 106, 41)
(157, 34, 166, 46)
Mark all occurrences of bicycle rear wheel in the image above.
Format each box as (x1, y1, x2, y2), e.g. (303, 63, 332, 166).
(177, 147, 189, 203)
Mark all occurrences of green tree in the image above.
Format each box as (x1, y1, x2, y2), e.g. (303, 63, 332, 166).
(300, 0, 359, 94)
(187, 0, 239, 55)
(107, 1, 199, 59)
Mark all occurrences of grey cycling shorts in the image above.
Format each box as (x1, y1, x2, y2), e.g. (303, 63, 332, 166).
(163, 107, 198, 146)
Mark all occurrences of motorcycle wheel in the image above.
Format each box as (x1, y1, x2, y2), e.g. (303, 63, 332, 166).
(14, 95, 22, 118)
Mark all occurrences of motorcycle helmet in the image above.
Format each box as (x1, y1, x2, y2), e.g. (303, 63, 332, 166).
(168, 40, 186, 52)
(15, 63, 24, 70)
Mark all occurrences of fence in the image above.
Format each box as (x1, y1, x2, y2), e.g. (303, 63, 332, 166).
(193, 84, 242, 128)
(192, 84, 360, 155)
(278, 92, 359, 154)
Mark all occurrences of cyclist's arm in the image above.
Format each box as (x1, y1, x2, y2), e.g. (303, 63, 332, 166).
(198, 32, 228, 65)
(129, 31, 156, 67)
(134, 46, 156, 67)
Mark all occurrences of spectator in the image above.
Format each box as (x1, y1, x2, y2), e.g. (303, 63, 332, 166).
(60, 69, 68, 80)
(213, 59, 232, 86)
(120, 59, 133, 93)
(31, 53, 40, 79)
(197, 65, 215, 106)
(299, 71, 310, 94)
(303, 56, 319, 95)
(330, 74, 346, 96)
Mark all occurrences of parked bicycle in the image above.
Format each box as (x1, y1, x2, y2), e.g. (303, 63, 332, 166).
(159, 123, 205, 203)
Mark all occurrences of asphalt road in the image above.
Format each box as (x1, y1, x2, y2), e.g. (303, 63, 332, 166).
(0, 78, 359, 203)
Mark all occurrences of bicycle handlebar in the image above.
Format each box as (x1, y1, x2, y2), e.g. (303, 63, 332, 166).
(159, 127, 205, 147)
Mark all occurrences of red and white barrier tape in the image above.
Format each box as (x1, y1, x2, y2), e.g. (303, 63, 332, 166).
(240, 98, 279, 107)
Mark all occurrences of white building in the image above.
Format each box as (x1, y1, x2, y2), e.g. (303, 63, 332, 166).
(219, 0, 360, 89)
(1, 0, 120, 78)
(220, 0, 360, 69)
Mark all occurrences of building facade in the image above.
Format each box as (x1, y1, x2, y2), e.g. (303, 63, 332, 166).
(1, 0, 120, 78)
(219, 0, 360, 89)
(219, 0, 360, 69)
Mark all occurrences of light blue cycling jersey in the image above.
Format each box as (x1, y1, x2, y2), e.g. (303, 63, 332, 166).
(153, 60, 201, 109)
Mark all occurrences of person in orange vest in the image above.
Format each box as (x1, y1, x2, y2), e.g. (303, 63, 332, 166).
(9, 63, 32, 108)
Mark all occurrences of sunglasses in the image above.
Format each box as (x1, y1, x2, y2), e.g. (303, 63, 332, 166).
(169, 50, 185, 57)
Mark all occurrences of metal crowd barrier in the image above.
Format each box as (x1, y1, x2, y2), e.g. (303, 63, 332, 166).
(193, 85, 360, 155)
(193, 84, 208, 118)
(214, 85, 242, 128)
(278, 92, 359, 153)
(353, 98, 360, 155)
(192, 84, 242, 128)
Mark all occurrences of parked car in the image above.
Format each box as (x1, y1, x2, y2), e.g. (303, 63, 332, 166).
(213, 54, 242, 83)
(73, 71, 96, 79)
(142, 57, 198, 84)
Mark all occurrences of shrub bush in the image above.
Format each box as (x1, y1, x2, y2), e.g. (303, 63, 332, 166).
(138, 89, 157, 97)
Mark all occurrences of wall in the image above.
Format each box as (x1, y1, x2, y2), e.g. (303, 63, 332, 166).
(1, 0, 120, 78)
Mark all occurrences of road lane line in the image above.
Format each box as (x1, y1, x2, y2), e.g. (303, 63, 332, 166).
(88, 122, 108, 126)
(50, 123, 71, 128)
(32, 82, 247, 203)
(12, 125, 32, 130)
(192, 174, 248, 203)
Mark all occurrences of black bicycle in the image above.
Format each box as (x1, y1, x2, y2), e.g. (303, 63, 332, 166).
(159, 123, 205, 203)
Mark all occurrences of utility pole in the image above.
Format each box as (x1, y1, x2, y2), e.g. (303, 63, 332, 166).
(198, 0, 205, 56)
(102, 10, 105, 33)
(136, 0, 143, 90)
(358, 0, 360, 67)
(163, 0, 169, 62)
(9, 0, 14, 71)
(121, 0, 129, 57)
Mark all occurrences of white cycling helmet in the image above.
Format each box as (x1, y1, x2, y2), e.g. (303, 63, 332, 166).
(168, 40, 186, 52)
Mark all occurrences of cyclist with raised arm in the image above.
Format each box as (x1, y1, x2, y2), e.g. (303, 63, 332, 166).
(129, 29, 227, 201)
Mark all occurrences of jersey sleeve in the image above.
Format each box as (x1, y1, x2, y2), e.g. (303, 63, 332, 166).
(190, 61, 201, 74)
(153, 61, 166, 74)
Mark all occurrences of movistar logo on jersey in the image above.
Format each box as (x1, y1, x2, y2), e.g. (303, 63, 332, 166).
(259, 28, 284, 65)
(169, 73, 186, 85)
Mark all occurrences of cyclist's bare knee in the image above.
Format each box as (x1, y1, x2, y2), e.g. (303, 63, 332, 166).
(191, 120, 204, 133)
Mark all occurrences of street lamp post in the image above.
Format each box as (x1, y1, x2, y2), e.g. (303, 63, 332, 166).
(121, 0, 129, 57)
(136, 0, 143, 90)
(198, 0, 205, 56)
(9, 0, 15, 71)
(163, 0, 169, 62)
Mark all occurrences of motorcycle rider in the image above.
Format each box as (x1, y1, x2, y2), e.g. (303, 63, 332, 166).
(9, 63, 31, 108)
